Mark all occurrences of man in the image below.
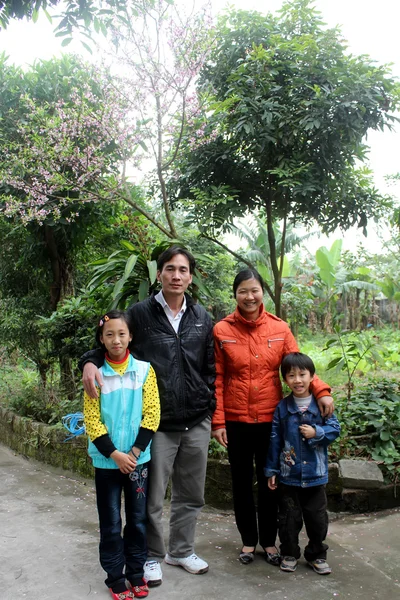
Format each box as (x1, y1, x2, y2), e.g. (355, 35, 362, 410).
(80, 247, 215, 587)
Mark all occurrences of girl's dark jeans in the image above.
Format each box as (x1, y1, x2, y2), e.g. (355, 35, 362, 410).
(95, 463, 149, 589)
(278, 483, 329, 561)
(225, 421, 278, 549)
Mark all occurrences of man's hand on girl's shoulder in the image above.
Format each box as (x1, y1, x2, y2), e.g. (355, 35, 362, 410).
(82, 362, 103, 398)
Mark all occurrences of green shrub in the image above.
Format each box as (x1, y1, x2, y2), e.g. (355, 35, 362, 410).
(331, 377, 400, 481)
(4, 366, 82, 424)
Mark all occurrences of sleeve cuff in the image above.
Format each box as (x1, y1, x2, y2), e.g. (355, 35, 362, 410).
(309, 425, 325, 444)
(264, 468, 280, 478)
(134, 427, 154, 451)
(92, 434, 116, 458)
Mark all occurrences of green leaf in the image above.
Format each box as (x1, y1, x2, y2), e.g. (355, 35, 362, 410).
(120, 240, 136, 251)
(191, 274, 211, 298)
(138, 279, 149, 301)
(147, 260, 158, 285)
(124, 254, 138, 279)
(61, 38, 73, 47)
(112, 277, 126, 300)
(380, 430, 391, 442)
(80, 41, 93, 55)
(43, 9, 52, 23)
(326, 356, 343, 370)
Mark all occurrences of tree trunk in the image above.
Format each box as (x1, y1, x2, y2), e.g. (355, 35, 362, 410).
(43, 225, 75, 310)
(43, 225, 76, 398)
(60, 355, 76, 401)
(265, 189, 281, 317)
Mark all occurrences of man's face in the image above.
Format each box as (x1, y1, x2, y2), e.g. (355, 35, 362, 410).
(157, 253, 193, 296)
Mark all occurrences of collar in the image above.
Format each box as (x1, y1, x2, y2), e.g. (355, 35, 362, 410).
(102, 353, 137, 376)
(155, 290, 187, 314)
(233, 304, 266, 327)
(286, 393, 319, 415)
(105, 349, 130, 364)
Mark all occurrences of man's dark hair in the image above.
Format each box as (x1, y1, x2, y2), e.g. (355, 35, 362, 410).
(281, 352, 316, 379)
(157, 246, 196, 274)
(232, 268, 265, 297)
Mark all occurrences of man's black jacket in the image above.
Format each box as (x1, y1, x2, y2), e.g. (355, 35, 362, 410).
(79, 293, 216, 432)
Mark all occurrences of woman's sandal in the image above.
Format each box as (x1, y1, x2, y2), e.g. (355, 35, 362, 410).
(239, 548, 255, 564)
(263, 548, 281, 566)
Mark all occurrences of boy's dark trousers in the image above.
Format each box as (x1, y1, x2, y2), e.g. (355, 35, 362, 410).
(95, 464, 149, 590)
(278, 483, 328, 561)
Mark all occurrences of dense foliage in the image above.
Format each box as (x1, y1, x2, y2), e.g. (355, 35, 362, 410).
(174, 0, 399, 315)
(0, 0, 399, 485)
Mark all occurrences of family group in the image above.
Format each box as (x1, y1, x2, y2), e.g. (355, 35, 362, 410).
(79, 246, 340, 600)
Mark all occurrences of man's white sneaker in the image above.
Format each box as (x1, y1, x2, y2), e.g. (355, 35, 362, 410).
(164, 553, 209, 574)
(143, 560, 162, 587)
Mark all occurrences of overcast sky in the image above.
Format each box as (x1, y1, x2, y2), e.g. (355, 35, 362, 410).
(1, 0, 399, 253)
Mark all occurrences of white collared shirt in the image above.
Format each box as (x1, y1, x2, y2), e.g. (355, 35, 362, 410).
(154, 290, 187, 333)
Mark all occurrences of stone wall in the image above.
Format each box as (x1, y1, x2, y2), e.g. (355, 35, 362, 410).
(0, 406, 94, 479)
(1, 406, 399, 513)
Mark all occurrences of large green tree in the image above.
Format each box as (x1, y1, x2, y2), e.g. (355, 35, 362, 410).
(174, 0, 399, 316)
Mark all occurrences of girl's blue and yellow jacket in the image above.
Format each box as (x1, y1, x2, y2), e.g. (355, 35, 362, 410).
(84, 354, 160, 469)
(264, 394, 340, 488)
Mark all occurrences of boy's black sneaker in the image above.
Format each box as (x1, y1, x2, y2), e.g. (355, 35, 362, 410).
(280, 556, 297, 572)
(307, 558, 332, 575)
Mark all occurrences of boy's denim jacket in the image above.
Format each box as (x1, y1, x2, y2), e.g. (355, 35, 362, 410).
(264, 394, 340, 488)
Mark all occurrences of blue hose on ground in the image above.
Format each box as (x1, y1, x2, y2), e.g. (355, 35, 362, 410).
(62, 412, 85, 442)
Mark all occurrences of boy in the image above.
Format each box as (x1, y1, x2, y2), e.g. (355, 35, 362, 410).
(264, 352, 340, 575)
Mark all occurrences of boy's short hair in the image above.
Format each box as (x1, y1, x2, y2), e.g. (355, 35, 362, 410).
(281, 352, 316, 379)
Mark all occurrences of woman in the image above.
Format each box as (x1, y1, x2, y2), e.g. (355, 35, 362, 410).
(212, 269, 333, 565)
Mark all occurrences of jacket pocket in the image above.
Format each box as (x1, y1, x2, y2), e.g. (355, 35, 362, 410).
(267, 337, 284, 348)
(220, 339, 237, 349)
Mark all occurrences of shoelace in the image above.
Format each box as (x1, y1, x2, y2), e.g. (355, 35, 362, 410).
(146, 561, 159, 570)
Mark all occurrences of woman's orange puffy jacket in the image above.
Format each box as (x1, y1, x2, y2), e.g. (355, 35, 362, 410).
(212, 306, 331, 429)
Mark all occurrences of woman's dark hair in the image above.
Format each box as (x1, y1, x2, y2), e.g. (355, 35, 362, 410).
(95, 309, 133, 349)
(281, 352, 316, 379)
(232, 268, 265, 297)
(157, 246, 196, 274)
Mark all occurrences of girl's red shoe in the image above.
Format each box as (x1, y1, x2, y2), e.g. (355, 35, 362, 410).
(109, 589, 134, 600)
(131, 584, 149, 598)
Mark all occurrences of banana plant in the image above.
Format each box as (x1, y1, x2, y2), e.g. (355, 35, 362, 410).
(88, 239, 212, 309)
(314, 240, 379, 331)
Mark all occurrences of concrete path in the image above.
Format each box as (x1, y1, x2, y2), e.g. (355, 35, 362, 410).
(1, 443, 399, 600)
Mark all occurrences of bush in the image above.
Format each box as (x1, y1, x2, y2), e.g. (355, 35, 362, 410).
(331, 377, 400, 481)
(1, 362, 82, 424)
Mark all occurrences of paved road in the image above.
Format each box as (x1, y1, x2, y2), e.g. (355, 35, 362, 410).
(1, 443, 399, 600)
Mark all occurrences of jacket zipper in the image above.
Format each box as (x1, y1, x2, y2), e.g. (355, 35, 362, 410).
(267, 337, 284, 348)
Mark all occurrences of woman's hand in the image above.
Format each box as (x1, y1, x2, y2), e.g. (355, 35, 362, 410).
(212, 428, 228, 448)
(111, 450, 137, 474)
(317, 395, 334, 417)
(83, 362, 103, 398)
(268, 476, 277, 490)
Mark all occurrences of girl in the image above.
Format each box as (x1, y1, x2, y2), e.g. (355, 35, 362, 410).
(84, 310, 160, 600)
